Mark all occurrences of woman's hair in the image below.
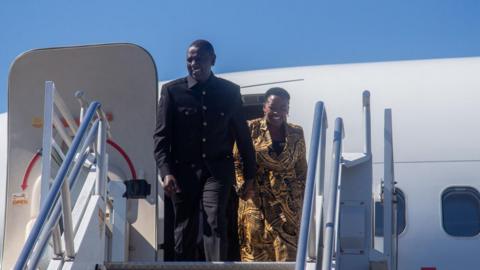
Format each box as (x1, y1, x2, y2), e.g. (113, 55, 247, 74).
(264, 87, 290, 102)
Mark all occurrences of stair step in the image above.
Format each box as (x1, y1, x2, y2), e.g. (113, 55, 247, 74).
(105, 262, 301, 270)
(342, 152, 370, 168)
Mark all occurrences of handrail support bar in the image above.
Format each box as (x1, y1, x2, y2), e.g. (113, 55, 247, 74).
(321, 118, 344, 270)
(52, 225, 64, 258)
(52, 110, 73, 147)
(96, 119, 107, 196)
(363, 90, 372, 155)
(295, 102, 327, 270)
(54, 91, 79, 135)
(61, 180, 75, 258)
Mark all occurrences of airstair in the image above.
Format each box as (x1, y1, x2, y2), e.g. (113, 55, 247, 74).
(3, 44, 399, 270)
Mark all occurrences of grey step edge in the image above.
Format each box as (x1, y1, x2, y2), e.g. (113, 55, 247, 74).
(105, 261, 297, 270)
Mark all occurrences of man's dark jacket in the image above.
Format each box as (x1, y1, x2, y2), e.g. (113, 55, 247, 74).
(154, 75, 256, 182)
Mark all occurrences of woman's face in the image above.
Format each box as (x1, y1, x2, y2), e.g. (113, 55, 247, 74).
(263, 95, 289, 127)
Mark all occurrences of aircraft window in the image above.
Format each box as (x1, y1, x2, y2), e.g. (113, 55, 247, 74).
(375, 188, 406, 236)
(442, 187, 480, 237)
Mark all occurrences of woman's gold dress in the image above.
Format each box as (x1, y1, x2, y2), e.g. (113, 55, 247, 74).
(235, 118, 307, 261)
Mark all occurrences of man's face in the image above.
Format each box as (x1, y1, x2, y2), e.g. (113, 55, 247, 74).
(187, 46, 215, 83)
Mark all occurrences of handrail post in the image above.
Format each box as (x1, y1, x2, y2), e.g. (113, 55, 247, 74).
(363, 90, 372, 155)
(96, 118, 107, 196)
(383, 108, 397, 270)
(97, 109, 112, 139)
(61, 180, 75, 259)
(295, 102, 326, 270)
(52, 225, 64, 257)
(321, 118, 344, 270)
(307, 198, 317, 260)
(41, 81, 54, 208)
(308, 109, 328, 261)
(42, 82, 64, 258)
(314, 109, 328, 269)
(75, 90, 87, 124)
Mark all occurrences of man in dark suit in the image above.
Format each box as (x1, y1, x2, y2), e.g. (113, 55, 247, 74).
(154, 40, 256, 261)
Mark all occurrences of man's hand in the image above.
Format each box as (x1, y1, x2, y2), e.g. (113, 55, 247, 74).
(162, 174, 181, 196)
(239, 179, 255, 200)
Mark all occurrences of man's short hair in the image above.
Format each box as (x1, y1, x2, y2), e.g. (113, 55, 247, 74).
(189, 39, 215, 56)
(265, 87, 291, 101)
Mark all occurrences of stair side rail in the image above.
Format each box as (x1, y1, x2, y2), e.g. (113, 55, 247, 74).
(27, 119, 100, 269)
(14, 100, 102, 270)
(383, 108, 397, 270)
(311, 103, 328, 262)
(295, 101, 328, 270)
(363, 91, 372, 155)
(40, 81, 82, 259)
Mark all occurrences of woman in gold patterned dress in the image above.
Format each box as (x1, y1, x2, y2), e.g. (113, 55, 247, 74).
(235, 87, 307, 261)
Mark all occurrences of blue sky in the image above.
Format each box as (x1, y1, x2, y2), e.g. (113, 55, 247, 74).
(1, 1, 479, 113)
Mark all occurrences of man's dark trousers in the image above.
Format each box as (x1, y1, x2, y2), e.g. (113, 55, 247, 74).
(171, 163, 232, 261)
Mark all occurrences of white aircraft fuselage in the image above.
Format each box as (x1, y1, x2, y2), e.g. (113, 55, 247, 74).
(1, 54, 480, 270)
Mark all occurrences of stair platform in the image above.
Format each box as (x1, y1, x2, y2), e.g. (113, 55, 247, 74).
(105, 261, 316, 270)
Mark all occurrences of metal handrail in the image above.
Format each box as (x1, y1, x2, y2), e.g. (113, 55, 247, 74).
(363, 91, 372, 155)
(14, 102, 101, 270)
(383, 108, 398, 270)
(27, 119, 100, 269)
(295, 101, 327, 270)
(321, 118, 344, 270)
